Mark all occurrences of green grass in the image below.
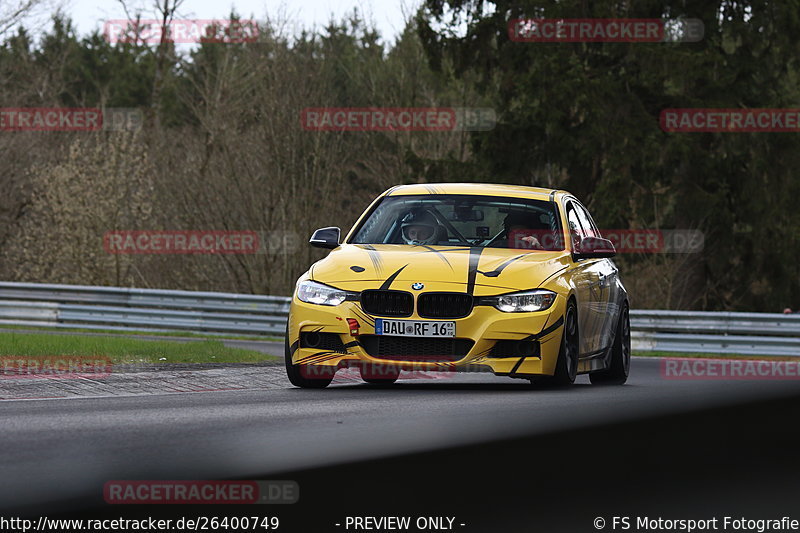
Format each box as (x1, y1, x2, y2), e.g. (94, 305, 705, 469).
(0, 332, 280, 365)
(633, 351, 798, 361)
(4, 333, 782, 367)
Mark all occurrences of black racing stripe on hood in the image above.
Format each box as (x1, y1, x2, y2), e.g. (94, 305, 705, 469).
(417, 245, 454, 270)
(361, 244, 383, 274)
(379, 264, 408, 290)
(465, 247, 485, 295)
(480, 253, 528, 278)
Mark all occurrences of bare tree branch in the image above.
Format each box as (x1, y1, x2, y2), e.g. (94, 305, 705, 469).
(0, 0, 60, 36)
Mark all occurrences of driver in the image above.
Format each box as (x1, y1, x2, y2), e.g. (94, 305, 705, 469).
(504, 211, 545, 249)
(400, 209, 445, 245)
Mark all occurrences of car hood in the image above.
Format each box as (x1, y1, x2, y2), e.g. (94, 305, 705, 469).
(311, 243, 570, 293)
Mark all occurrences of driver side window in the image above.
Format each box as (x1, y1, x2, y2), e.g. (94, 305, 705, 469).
(573, 202, 599, 239)
(566, 203, 587, 251)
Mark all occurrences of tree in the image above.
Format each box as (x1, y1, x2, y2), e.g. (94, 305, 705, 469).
(417, 0, 800, 309)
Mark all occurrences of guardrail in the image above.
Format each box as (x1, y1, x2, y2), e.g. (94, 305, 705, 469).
(630, 310, 800, 356)
(0, 282, 797, 356)
(0, 282, 290, 336)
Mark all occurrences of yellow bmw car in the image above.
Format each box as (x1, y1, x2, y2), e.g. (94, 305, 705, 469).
(285, 183, 630, 388)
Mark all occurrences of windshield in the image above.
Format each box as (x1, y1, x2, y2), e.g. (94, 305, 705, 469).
(349, 194, 563, 250)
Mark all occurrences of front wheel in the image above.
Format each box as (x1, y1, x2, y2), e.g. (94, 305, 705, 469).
(285, 326, 334, 389)
(531, 301, 579, 387)
(590, 304, 630, 385)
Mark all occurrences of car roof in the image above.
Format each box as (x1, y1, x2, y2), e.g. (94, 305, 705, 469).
(384, 183, 564, 201)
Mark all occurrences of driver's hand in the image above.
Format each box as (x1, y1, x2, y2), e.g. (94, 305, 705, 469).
(521, 236, 542, 249)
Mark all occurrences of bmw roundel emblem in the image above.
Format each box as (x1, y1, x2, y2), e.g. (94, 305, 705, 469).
(411, 282, 424, 290)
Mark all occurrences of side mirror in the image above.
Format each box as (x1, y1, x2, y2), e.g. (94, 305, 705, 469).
(309, 227, 341, 249)
(574, 236, 616, 259)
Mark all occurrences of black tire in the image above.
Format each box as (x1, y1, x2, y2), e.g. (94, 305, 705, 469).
(285, 325, 333, 389)
(590, 304, 630, 385)
(359, 364, 400, 385)
(531, 301, 579, 387)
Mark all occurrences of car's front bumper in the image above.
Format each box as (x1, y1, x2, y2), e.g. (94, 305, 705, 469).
(288, 292, 567, 379)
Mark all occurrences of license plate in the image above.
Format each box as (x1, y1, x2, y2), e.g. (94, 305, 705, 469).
(375, 319, 455, 338)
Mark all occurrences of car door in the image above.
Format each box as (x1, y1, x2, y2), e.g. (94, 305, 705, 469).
(572, 201, 618, 354)
(565, 201, 602, 356)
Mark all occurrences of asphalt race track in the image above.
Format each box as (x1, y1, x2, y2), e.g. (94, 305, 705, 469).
(2, 355, 800, 531)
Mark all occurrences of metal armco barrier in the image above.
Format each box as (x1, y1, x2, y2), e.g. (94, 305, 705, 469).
(0, 282, 798, 356)
(0, 282, 290, 336)
(630, 310, 800, 356)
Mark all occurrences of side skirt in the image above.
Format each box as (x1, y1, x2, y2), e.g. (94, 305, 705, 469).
(578, 305, 627, 374)
(577, 348, 611, 374)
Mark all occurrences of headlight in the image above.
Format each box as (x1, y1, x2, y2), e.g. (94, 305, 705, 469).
(296, 280, 351, 306)
(482, 289, 557, 313)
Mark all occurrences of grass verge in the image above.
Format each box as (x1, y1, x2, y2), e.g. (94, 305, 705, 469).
(0, 332, 279, 365)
